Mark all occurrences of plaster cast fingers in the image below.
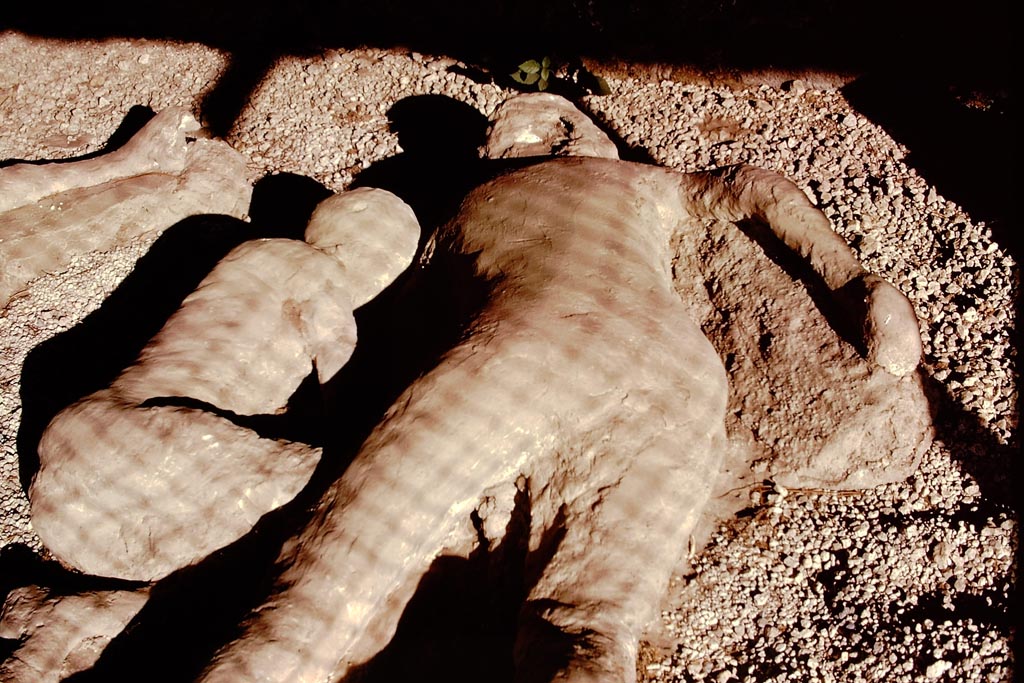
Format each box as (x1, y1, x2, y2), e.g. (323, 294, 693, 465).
(735, 166, 923, 376)
(0, 107, 200, 213)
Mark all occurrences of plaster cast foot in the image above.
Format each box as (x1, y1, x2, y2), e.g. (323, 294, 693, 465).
(109, 107, 202, 176)
(0, 585, 149, 683)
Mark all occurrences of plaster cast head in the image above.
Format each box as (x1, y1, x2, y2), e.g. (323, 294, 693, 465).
(481, 92, 620, 161)
(304, 187, 420, 307)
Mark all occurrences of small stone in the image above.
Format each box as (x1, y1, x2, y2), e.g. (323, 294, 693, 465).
(926, 659, 952, 678)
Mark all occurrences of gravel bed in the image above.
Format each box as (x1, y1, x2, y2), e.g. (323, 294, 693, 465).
(0, 31, 1017, 682)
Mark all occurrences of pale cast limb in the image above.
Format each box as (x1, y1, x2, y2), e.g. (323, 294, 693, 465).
(29, 188, 419, 582)
(676, 164, 923, 377)
(0, 108, 252, 308)
(0, 108, 200, 214)
(0, 584, 149, 683)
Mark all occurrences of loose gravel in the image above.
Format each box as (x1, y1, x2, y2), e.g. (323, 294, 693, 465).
(0, 31, 1017, 683)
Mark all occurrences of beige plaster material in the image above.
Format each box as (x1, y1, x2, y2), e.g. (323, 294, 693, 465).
(0, 584, 149, 683)
(197, 97, 928, 683)
(28, 188, 419, 581)
(0, 108, 252, 309)
(9, 93, 932, 683)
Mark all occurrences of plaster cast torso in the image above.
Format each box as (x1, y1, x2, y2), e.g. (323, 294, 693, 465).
(199, 157, 731, 683)
(441, 157, 726, 427)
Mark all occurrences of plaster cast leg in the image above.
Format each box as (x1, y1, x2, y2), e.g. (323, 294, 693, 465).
(677, 165, 922, 376)
(31, 391, 323, 582)
(198, 338, 551, 683)
(0, 585, 150, 683)
(515, 422, 724, 683)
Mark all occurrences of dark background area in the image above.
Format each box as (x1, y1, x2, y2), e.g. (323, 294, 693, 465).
(0, 0, 1013, 83)
(3, 0, 1014, 251)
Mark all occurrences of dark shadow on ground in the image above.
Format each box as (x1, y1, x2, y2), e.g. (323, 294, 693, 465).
(842, 74, 1016, 261)
(351, 95, 490, 254)
(4, 0, 1011, 138)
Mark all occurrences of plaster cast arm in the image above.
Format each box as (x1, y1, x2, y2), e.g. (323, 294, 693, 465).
(0, 107, 201, 213)
(677, 164, 922, 376)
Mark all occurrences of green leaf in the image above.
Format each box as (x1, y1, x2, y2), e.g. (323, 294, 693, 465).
(510, 71, 527, 84)
(518, 60, 541, 74)
(538, 77, 548, 91)
(541, 56, 551, 69)
(523, 72, 541, 85)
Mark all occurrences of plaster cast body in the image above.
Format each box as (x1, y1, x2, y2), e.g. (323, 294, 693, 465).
(29, 188, 420, 581)
(12, 95, 927, 683)
(198, 151, 923, 682)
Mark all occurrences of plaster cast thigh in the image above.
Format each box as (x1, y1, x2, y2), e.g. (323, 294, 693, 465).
(30, 392, 323, 581)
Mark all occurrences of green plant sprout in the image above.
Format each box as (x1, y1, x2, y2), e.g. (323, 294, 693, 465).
(511, 56, 553, 91)
(508, 55, 611, 96)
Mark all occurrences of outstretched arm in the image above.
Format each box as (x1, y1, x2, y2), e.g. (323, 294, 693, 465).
(0, 107, 200, 213)
(676, 164, 922, 377)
